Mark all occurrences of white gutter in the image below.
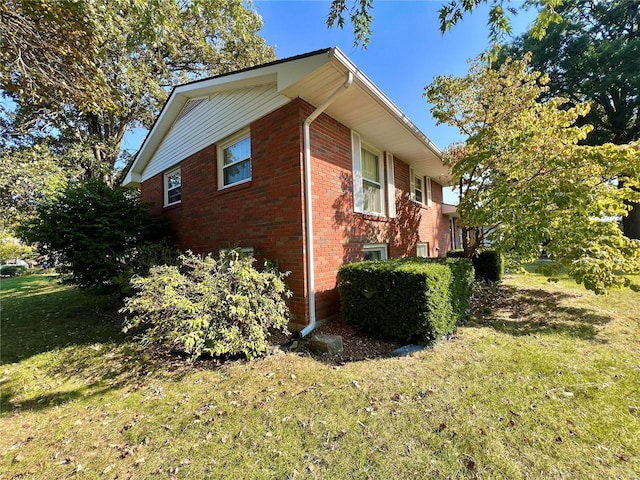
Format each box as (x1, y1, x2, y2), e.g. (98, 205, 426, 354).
(300, 70, 353, 337)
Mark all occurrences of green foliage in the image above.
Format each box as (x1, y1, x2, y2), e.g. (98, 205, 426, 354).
(0, 237, 33, 263)
(425, 54, 640, 293)
(0, 264, 27, 277)
(0, 139, 77, 230)
(338, 257, 474, 343)
(18, 179, 173, 292)
(121, 250, 292, 360)
(446, 249, 465, 259)
(506, 0, 640, 240)
(326, 0, 564, 49)
(473, 249, 504, 282)
(1, 0, 276, 177)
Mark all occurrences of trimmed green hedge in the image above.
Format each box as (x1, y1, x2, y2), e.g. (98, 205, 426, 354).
(337, 257, 474, 343)
(0, 265, 28, 277)
(446, 248, 504, 282)
(474, 250, 504, 282)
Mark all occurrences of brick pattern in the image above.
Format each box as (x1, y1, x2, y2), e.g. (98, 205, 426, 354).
(141, 97, 454, 328)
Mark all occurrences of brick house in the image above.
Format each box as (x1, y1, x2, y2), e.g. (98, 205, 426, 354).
(123, 48, 458, 333)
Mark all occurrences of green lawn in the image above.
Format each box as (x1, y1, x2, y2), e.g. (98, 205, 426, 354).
(1, 273, 639, 479)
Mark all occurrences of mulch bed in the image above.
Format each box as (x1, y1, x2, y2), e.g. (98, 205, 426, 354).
(271, 317, 403, 364)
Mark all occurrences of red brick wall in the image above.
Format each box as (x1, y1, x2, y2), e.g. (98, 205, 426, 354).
(141, 99, 309, 324)
(305, 103, 454, 321)
(141, 97, 453, 327)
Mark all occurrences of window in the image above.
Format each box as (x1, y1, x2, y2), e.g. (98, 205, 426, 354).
(352, 131, 385, 215)
(363, 243, 388, 261)
(426, 177, 433, 207)
(220, 247, 254, 257)
(362, 148, 382, 213)
(410, 167, 423, 204)
(218, 129, 251, 189)
(416, 242, 430, 258)
(164, 167, 181, 206)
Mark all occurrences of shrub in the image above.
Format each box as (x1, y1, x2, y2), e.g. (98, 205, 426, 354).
(0, 265, 27, 277)
(474, 249, 504, 282)
(445, 249, 466, 259)
(338, 257, 473, 343)
(121, 250, 292, 360)
(18, 179, 173, 293)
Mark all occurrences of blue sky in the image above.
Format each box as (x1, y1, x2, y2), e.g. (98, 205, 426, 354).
(121, 0, 537, 202)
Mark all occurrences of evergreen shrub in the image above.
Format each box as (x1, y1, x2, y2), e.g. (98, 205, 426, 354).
(473, 249, 504, 282)
(121, 250, 292, 360)
(338, 256, 474, 343)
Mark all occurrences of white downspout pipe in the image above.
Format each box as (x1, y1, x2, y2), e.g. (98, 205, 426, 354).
(300, 71, 353, 337)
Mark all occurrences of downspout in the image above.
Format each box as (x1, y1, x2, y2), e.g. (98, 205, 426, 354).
(300, 70, 353, 337)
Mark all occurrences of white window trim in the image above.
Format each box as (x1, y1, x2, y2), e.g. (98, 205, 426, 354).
(217, 127, 251, 190)
(351, 131, 386, 216)
(386, 152, 396, 218)
(409, 166, 424, 205)
(426, 177, 433, 207)
(363, 243, 388, 261)
(164, 166, 181, 207)
(416, 242, 430, 258)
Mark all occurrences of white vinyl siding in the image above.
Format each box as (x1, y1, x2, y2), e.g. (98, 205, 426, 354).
(164, 167, 181, 206)
(141, 83, 287, 182)
(351, 131, 385, 216)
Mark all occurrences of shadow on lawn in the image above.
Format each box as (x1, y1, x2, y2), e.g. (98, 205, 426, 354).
(474, 284, 612, 341)
(1, 277, 195, 414)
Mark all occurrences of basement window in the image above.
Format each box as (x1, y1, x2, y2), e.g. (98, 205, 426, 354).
(363, 243, 388, 261)
(416, 242, 430, 258)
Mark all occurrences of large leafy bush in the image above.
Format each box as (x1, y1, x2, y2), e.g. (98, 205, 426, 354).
(19, 179, 173, 291)
(121, 251, 292, 360)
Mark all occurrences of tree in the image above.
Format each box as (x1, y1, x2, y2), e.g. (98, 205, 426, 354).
(425, 55, 640, 293)
(1, 0, 275, 179)
(18, 179, 173, 291)
(505, 0, 640, 238)
(326, 0, 563, 48)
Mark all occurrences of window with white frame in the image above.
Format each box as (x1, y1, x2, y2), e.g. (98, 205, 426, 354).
(426, 177, 433, 207)
(218, 129, 251, 189)
(363, 243, 388, 261)
(352, 132, 385, 215)
(164, 167, 181, 206)
(410, 167, 424, 204)
(416, 242, 430, 258)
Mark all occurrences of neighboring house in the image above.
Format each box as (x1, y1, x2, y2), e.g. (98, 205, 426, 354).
(123, 48, 458, 333)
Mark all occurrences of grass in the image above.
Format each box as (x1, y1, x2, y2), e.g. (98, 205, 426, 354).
(1, 272, 639, 479)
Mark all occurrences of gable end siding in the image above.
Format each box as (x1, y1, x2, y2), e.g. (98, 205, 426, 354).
(141, 83, 290, 182)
